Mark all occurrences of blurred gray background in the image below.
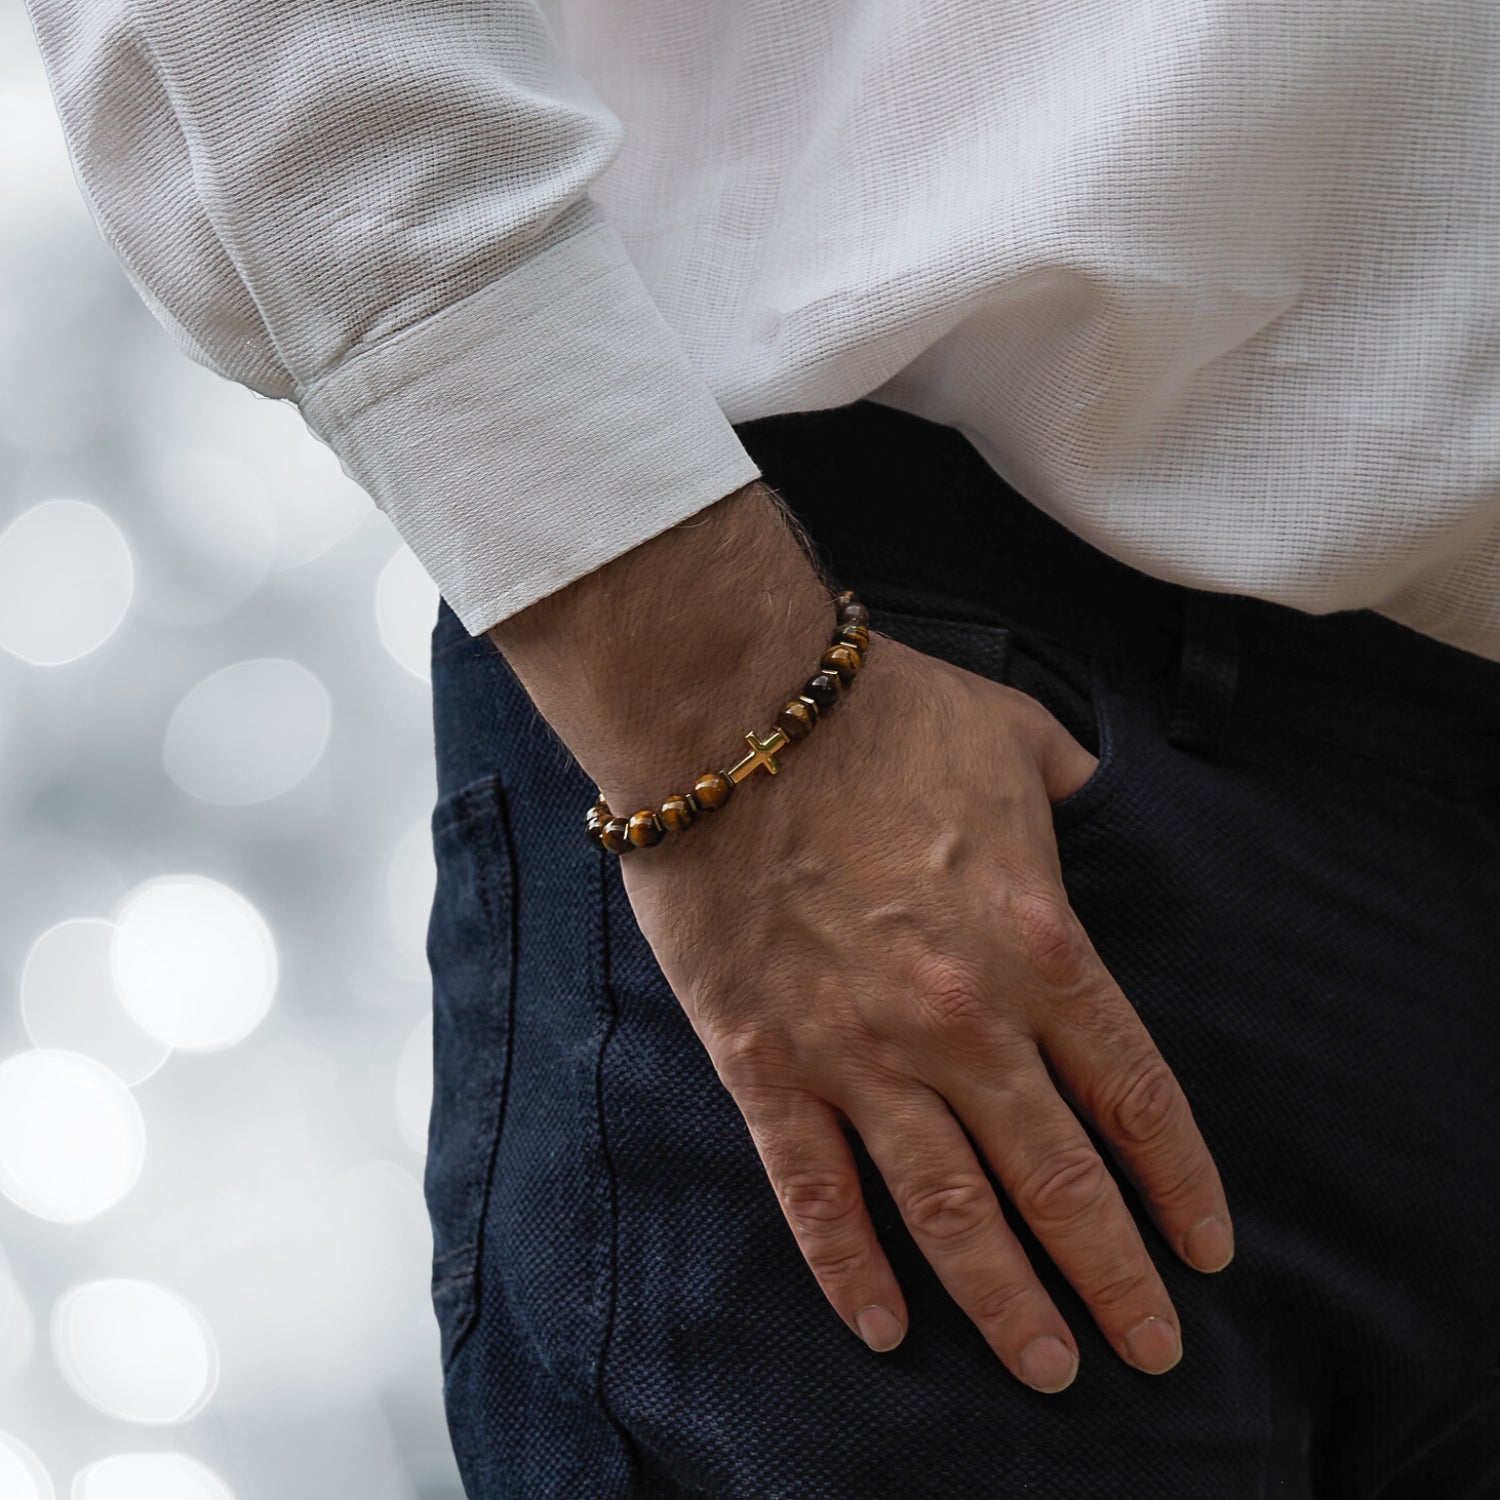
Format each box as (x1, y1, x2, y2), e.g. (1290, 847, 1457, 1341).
(0, 3, 466, 1494)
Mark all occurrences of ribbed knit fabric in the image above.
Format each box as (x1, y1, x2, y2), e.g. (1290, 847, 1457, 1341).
(22, 0, 1500, 655)
(422, 403, 1500, 1497)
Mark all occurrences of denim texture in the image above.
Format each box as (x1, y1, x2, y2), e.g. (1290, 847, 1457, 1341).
(423, 402, 1500, 1498)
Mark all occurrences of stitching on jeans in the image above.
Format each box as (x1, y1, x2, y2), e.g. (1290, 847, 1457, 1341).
(438, 778, 518, 1374)
(593, 848, 644, 1485)
(432, 776, 503, 842)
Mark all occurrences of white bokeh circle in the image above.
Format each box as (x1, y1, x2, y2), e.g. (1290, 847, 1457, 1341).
(0, 1431, 55, 1500)
(0, 500, 132, 665)
(52, 1279, 219, 1425)
(137, 353, 368, 570)
(247, 399, 371, 569)
(71, 1453, 235, 1500)
(394, 1016, 433, 1152)
(0, 1051, 145, 1224)
(0, 1245, 36, 1381)
(111, 877, 277, 1052)
(20, 919, 171, 1086)
(198, 1157, 434, 1416)
(136, 446, 277, 626)
(374, 546, 438, 682)
(163, 659, 331, 806)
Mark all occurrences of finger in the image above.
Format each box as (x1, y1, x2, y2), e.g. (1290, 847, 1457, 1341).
(1013, 692, 1099, 805)
(848, 1086, 1081, 1393)
(948, 1063, 1185, 1376)
(735, 1083, 909, 1354)
(1038, 951, 1235, 1278)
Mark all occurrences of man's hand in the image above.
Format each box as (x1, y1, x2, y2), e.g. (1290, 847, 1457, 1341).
(490, 480, 1233, 1394)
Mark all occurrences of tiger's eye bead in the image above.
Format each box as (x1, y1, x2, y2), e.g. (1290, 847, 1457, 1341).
(802, 671, 841, 710)
(837, 622, 870, 652)
(627, 810, 665, 848)
(776, 697, 817, 741)
(693, 771, 734, 810)
(659, 793, 697, 833)
(821, 643, 862, 684)
(835, 589, 859, 608)
(836, 600, 869, 629)
(600, 817, 633, 854)
(585, 802, 610, 847)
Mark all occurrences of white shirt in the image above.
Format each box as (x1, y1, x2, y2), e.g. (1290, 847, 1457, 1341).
(23, 0, 1500, 661)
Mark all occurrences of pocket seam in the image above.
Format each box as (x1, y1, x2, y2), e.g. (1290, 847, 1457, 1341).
(1048, 669, 1132, 831)
(432, 774, 506, 842)
(426, 771, 518, 1374)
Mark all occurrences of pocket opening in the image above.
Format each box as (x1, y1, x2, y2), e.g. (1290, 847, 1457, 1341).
(1046, 671, 1131, 832)
(871, 606, 1133, 832)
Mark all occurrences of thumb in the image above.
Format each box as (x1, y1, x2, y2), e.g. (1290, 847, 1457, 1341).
(1028, 708, 1101, 805)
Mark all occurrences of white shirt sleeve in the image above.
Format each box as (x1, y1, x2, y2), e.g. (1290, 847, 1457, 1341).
(21, 0, 763, 633)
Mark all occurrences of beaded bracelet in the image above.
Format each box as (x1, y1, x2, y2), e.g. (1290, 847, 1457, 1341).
(585, 588, 871, 854)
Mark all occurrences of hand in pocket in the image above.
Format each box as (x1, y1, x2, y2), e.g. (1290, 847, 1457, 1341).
(619, 632, 1233, 1393)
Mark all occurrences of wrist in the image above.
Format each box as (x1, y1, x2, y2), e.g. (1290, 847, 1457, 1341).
(487, 479, 835, 810)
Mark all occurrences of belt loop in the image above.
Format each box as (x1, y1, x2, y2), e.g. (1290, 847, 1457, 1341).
(1167, 592, 1244, 755)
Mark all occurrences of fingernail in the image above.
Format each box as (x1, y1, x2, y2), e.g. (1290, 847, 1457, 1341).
(1184, 1214, 1235, 1273)
(1124, 1316, 1182, 1374)
(854, 1305, 905, 1353)
(1019, 1336, 1078, 1393)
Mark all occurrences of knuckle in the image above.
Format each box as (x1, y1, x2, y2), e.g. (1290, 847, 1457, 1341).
(1103, 1055, 1181, 1145)
(968, 1279, 1036, 1333)
(909, 955, 991, 1030)
(1088, 1264, 1153, 1313)
(801, 1244, 869, 1289)
(713, 1028, 793, 1095)
(1009, 892, 1091, 986)
(1019, 1146, 1112, 1225)
(779, 1172, 861, 1228)
(902, 1175, 996, 1243)
(1146, 1151, 1214, 1213)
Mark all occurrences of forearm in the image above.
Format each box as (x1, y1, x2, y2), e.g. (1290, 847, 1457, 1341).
(487, 480, 835, 811)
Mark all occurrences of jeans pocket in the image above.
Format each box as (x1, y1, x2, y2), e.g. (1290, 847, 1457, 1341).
(872, 606, 1132, 832)
(424, 773, 517, 1373)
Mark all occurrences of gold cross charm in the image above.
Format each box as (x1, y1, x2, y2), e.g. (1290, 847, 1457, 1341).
(726, 727, 789, 784)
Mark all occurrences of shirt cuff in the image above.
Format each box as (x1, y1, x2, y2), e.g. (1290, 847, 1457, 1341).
(298, 218, 763, 635)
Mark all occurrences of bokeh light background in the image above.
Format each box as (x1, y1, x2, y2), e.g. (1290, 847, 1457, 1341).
(1, 4, 465, 1494)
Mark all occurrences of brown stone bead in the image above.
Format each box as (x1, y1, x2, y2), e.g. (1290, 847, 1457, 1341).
(659, 794, 697, 833)
(837, 622, 870, 652)
(585, 803, 610, 847)
(600, 817, 633, 855)
(693, 771, 734, 810)
(802, 671, 841, 710)
(837, 600, 870, 629)
(776, 698, 817, 742)
(821, 643, 862, 684)
(627, 810, 665, 848)
(835, 589, 859, 608)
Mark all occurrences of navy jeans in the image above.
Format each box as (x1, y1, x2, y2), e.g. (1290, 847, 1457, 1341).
(424, 401, 1500, 1498)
